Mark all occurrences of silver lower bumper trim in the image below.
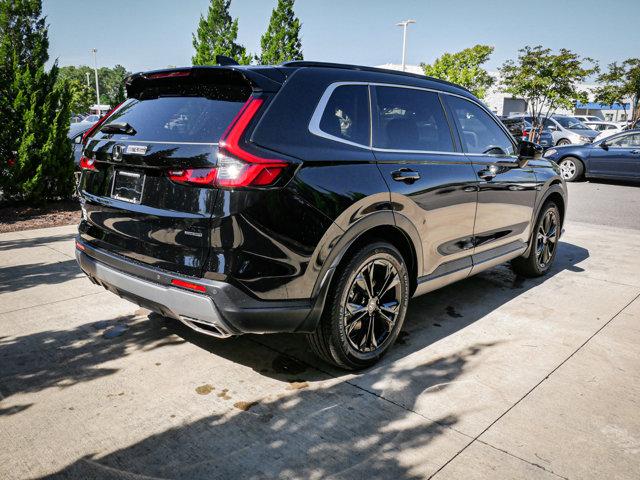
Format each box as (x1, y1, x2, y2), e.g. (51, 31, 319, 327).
(76, 250, 232, 338)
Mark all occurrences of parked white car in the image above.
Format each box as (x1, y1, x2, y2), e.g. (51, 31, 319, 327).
(575, 115, 602, 123)
(593, 125, 628, 142)
(585, 121, 624, 133)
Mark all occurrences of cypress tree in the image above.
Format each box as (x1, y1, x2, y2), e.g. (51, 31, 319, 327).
(0, 0, 72, 203)
(192, 0, 251, 66)
(259, 0, 303, 65)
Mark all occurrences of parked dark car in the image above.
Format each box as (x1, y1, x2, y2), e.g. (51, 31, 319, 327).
(67, 123, 92, 168)
(544, 129, 640, 181)
(75, 62, 567, 369)
(513, 115, 599, 146)
(500, 117, 554, 149)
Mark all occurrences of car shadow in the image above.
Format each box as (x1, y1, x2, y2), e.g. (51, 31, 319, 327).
(4, 243, 589, 479)
(0, 233, 76, 252)
(161, 240, 589, 381)
(0, 312, 185, 410)
(583, 178, 640, 187)
(0, 259, 82, 293)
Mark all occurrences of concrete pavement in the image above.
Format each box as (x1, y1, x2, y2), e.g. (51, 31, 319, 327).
(1, 220, 639, 479)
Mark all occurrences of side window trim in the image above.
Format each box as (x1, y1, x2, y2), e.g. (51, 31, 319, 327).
(308, 81, 372, 149)
(309, 80, 514, 155)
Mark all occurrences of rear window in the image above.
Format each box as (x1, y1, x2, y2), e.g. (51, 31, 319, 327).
(317, 85, 370, 146)
(98, 96, 245, 144)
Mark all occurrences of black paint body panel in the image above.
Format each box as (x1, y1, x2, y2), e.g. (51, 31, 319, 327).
(77, 64, 567, 335)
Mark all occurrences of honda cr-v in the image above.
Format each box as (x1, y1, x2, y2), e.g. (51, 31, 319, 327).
(76, 61, 567, 369)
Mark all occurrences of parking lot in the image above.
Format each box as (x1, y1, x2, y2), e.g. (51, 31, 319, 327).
(1, 180, 639, 479)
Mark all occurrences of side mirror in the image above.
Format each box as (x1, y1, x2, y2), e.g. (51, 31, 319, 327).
(518, 140, 543, 166)
(599, 141, 609, 150)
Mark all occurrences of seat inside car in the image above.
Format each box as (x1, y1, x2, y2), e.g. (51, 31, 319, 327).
(385, 118, 419, 149)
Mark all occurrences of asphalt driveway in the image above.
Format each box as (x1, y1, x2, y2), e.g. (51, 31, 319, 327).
(1, 220, 639, 479)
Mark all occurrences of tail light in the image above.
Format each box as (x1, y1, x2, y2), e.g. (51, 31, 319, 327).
(146, 70, 190, 80)
(81, 101, 125, 145)
(79, 155, 96, 170)
(167, 96, 289, 189)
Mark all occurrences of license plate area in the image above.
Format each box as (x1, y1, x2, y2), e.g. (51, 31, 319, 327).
(111, 170, 145, 204)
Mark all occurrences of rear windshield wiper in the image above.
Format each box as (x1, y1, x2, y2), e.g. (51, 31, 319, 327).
(101, 122, 137, 135)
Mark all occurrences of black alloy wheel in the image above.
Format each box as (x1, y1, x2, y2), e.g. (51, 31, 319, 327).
(343, 258, 401, 353)
(511, 201, 561, 278)
(307, 242, 409, 370)
(535, 208, 558, 269)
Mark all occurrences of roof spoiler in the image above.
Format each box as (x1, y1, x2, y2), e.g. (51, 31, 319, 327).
(125, 66, 283, 98)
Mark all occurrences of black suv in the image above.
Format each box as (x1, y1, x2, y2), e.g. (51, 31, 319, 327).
(76, 61, 566, 369)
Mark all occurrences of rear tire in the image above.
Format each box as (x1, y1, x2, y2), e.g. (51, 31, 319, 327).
(307, 242, 409, 370)
(511, 201, 561, 278)
(558, 157, 583, 182)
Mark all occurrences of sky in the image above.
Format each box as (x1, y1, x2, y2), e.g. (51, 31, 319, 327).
(44, 0, 640, 73)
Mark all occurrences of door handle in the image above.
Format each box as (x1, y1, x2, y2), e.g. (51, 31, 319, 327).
(391, 168, 420, 183)
(478, 164, 499, 181)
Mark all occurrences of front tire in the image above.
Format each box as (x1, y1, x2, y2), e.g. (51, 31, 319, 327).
(556, 138, 571, 146)
(511, 201, 561, 278)
(558, 157, 583, 182)
(307, 242, 410, 370)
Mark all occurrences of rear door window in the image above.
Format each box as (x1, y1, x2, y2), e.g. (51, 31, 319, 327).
(446, 96, 516, 155)
(98, 96, 245, 144)
(373, 86, 454, 152)
(610, 133, 640, 148)
(317, 85, 370, 146)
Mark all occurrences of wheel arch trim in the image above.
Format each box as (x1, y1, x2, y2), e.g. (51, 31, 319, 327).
(298, 211, 423, 332)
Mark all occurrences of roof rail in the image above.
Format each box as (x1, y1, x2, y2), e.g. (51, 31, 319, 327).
(280, 60, 470, 93)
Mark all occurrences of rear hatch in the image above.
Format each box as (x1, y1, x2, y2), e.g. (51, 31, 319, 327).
(78, 67, 280, 277)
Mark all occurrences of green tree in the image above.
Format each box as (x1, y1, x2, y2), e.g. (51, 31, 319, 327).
(259, 0, 303, 65)
(421, 45, 494, 99)
(621, 59, 640, 125)
(593, 62, 629, 120)
(97, 64, 129, 105)
(499, 46, 597, 139)
(0, 0, 48, 175)
(0, 0, 73, 203)
(67, 79, 93, 114)
(58, 64, 130, 108)
(192, 0, 251, 66)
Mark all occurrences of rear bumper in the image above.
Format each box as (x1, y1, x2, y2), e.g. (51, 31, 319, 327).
(75, 239, 317, 337)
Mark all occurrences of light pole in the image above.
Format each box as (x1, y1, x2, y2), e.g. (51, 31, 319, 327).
(85, 72, 90, 88)
(90, 48, 100, 114)
(396, 19, 416, 72)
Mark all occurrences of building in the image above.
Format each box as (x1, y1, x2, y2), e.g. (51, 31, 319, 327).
(376, 64, 633, 121)
(574, 101, 631, 123)
(90, 104, 111, 116)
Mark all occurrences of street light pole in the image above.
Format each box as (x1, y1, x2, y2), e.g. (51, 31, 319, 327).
(85, 72, 90, 88)
(396, 19, 416, 72)
(90, 48, 100, 114)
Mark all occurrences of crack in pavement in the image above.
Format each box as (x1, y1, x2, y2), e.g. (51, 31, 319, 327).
(246, 336, 476, 440)
(247, 289, 640, 480)
(428, 290, 640, 480)
(474, 439, 569, 479)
